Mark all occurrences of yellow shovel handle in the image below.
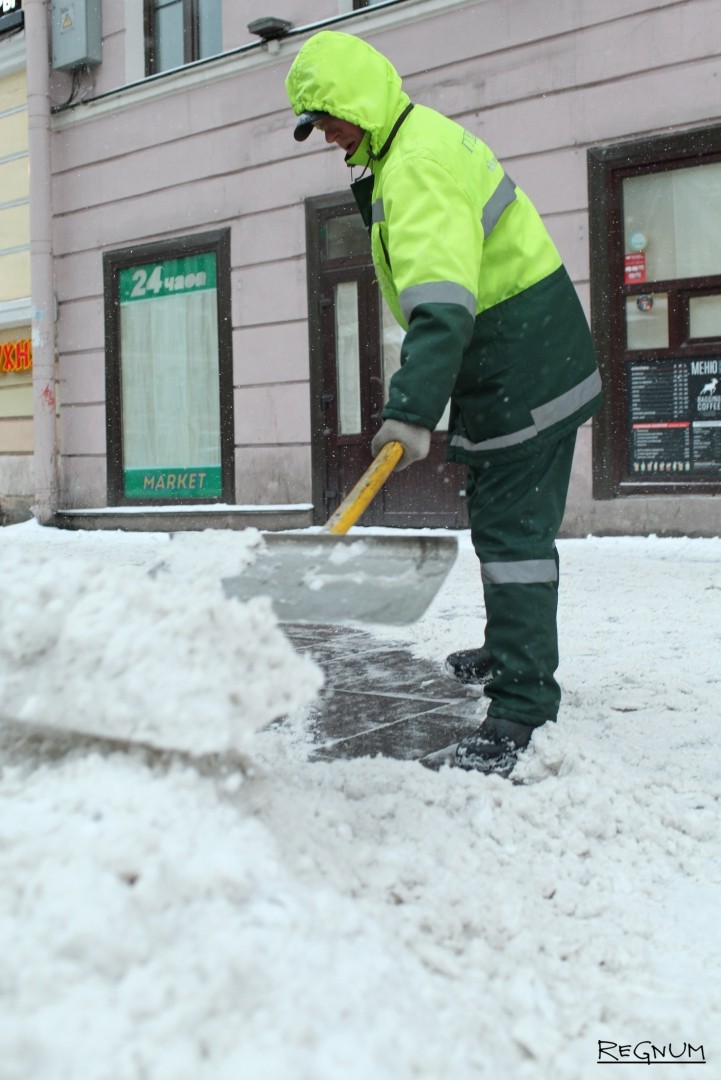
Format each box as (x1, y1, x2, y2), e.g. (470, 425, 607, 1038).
(322, 440, 404, 535)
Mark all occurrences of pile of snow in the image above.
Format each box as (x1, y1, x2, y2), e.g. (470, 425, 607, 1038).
(0, 543, 322, 755)
(0, 521, 719, 1079)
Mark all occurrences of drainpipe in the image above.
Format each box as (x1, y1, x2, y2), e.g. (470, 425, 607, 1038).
(24, 0, 58, 525)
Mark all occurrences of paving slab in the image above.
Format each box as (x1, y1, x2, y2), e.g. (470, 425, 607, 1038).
(283, 624, 484, 767)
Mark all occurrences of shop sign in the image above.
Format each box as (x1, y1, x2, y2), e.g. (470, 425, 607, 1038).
(119, 252, 216, 303)
(0, 0, 23, 35)
(0, 339, 32, 373)
(629, 357, 721, 476)
(123, 467, 222, 499)
(624, 252, 646, 284)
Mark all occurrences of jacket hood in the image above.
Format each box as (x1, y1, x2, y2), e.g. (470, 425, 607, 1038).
(285, 31, 410, 164)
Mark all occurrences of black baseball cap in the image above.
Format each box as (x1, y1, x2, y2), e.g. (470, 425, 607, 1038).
(294, 110, 329, 142)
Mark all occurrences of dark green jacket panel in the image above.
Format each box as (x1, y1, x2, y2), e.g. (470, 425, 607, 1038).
(447, 266, 603, 465)
(382, 302, 476, 429)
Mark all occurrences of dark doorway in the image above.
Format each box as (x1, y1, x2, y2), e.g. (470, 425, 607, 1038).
(306, 194, 467, 528)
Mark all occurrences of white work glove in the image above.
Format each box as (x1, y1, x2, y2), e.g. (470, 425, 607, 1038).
(371, 418, 431, 471)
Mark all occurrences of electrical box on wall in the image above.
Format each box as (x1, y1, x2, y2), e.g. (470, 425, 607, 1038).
(51, 0, 102, 71)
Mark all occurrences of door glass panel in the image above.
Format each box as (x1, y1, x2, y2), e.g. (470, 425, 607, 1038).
(623, 163, 721, 281)
(335, 282, 361, 434)
(380, 298, 450, 430)
(689, 295, 721, 339)
(626, 293, 669, 350)
(325, 216, 370, 260)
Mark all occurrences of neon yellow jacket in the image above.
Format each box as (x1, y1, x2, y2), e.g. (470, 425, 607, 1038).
(286, 32, 602, 463)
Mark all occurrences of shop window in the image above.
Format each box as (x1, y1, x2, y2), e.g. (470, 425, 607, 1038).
(144, 0, 222, 76)
(104, 230, 234, 506)
(588, 127, 721, 497)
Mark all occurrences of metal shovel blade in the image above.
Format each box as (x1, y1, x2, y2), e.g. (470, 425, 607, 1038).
(221, 532, 458, 625)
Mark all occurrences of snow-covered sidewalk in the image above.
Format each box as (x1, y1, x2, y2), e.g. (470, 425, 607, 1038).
(0, 521, 718, 1079)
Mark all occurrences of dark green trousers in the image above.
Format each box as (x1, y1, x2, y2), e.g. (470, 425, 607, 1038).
(465, 431, 577, 726)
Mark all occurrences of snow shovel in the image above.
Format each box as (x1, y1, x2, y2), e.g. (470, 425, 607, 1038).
(221, 441, 458, 625)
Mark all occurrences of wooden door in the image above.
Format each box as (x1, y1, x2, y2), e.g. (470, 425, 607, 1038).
(311, 201, 467, 529)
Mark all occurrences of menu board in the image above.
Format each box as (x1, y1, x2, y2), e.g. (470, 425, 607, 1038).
(629, 358, 721, 476)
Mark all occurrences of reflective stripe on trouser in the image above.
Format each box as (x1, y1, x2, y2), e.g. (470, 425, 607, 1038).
(465, 430, 578, 726)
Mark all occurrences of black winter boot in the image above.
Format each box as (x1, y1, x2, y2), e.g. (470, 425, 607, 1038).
(454, 716, 536, 776)
(445, 646, 493, 685)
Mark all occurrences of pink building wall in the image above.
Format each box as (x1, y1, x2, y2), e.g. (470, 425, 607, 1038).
(48, 0, 721, 533)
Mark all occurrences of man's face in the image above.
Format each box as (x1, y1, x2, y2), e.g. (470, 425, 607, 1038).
(314, 115, 365, 157)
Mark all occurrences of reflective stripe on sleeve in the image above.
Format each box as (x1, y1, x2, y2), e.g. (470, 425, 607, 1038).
(399, 281, 477, 322)
(450, 369, 602, 453)
(481, 559, 558, 585)
(481, 173, 517, 238)
(372, 199, 385, 224)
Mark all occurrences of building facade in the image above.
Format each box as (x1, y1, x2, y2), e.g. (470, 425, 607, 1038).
(0, 10, 32, 525)
(2, 0, 720, 534)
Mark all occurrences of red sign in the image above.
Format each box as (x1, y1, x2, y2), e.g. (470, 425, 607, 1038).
(624, 252, 646, 284)
(0, 339, 32, 373)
